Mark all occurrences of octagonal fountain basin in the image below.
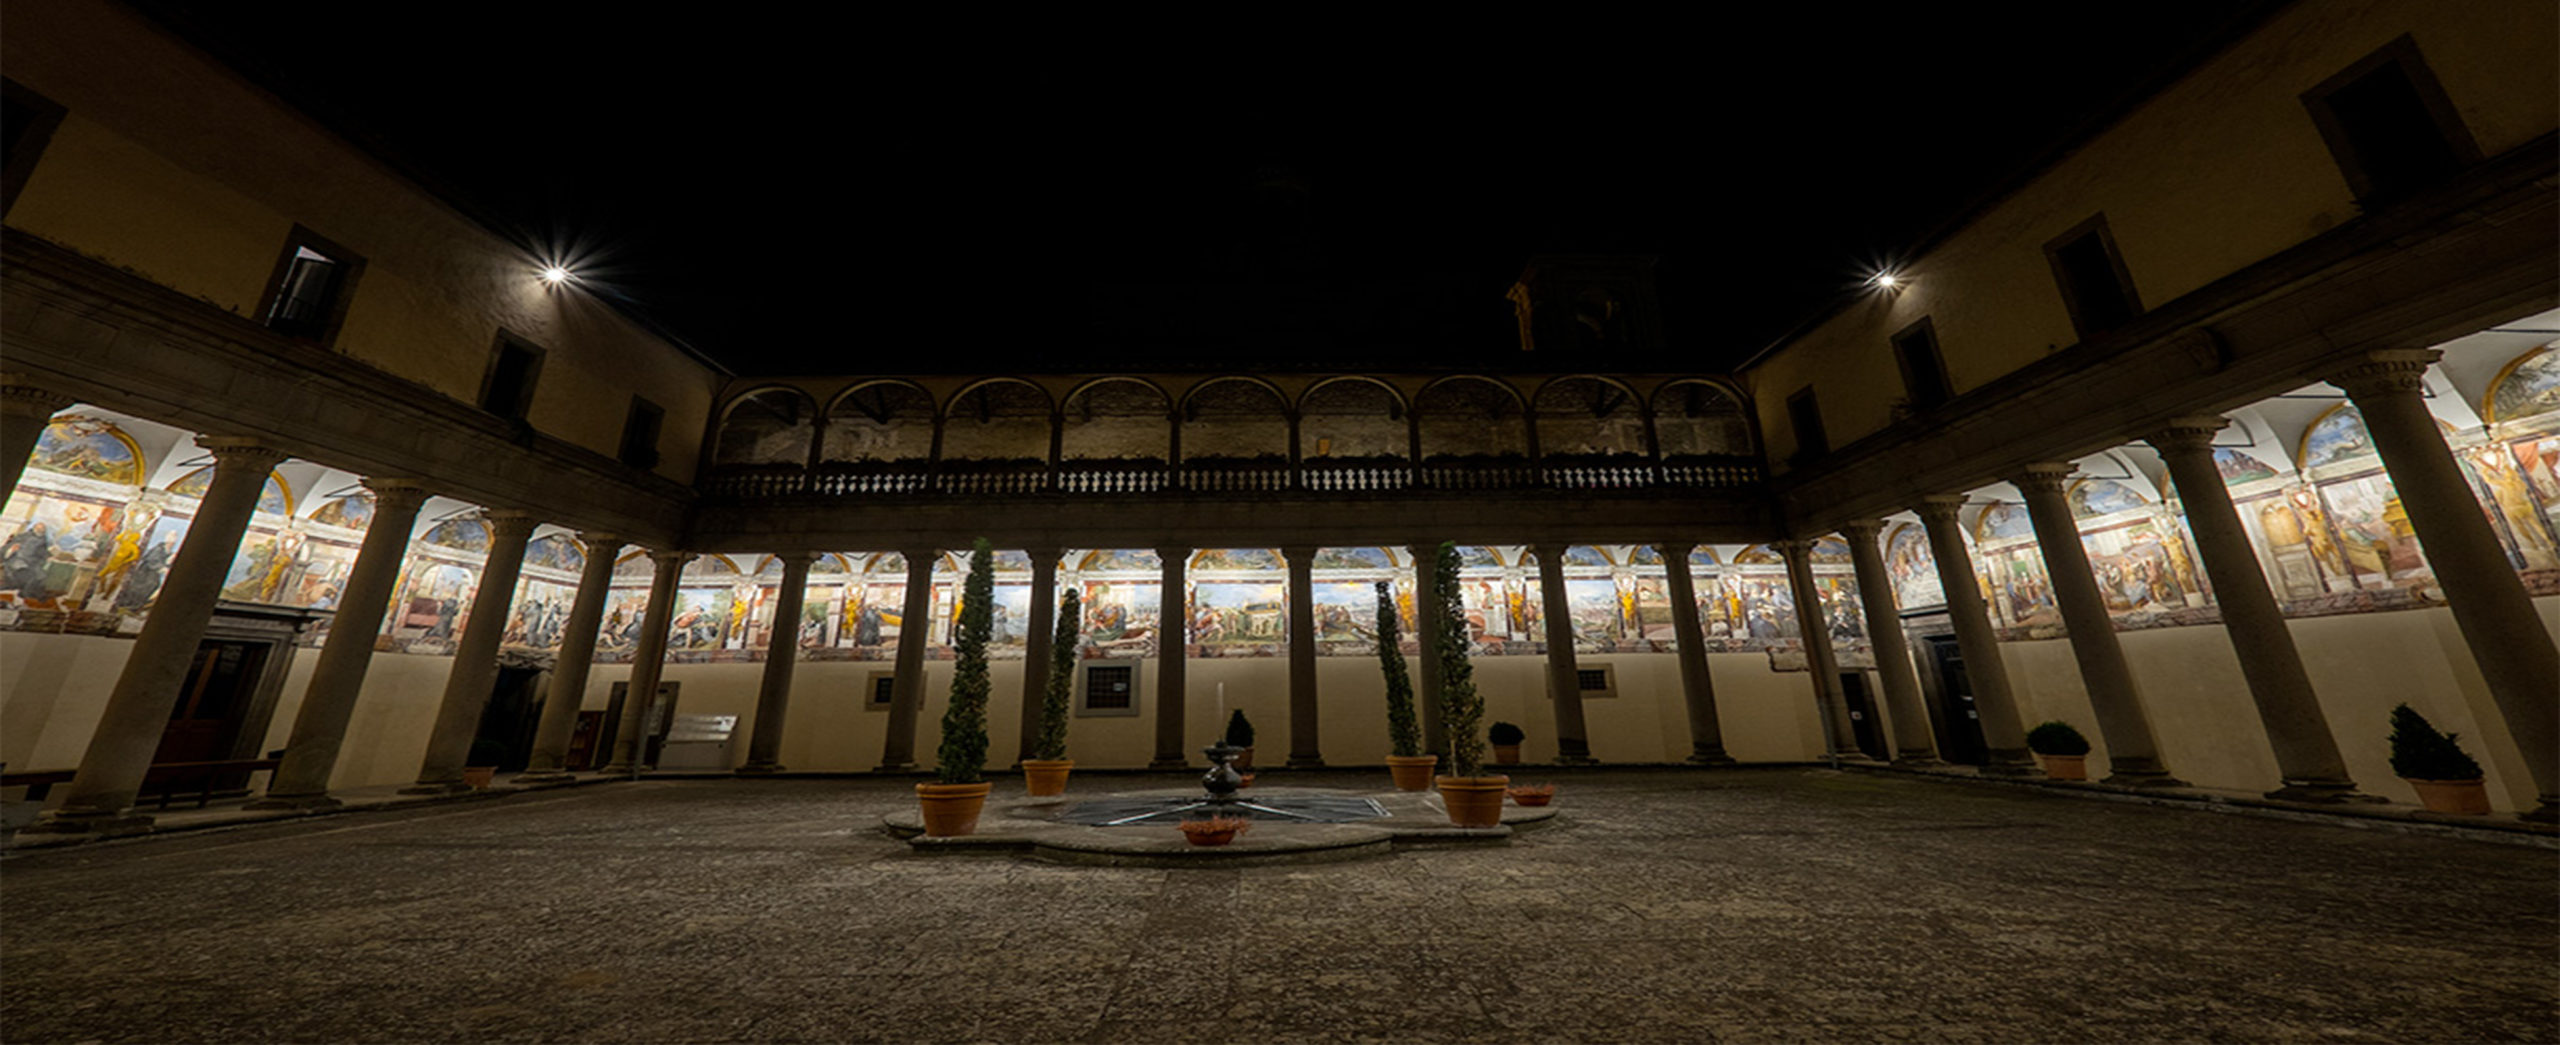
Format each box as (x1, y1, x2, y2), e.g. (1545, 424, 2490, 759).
(880, 784, 1557, 867)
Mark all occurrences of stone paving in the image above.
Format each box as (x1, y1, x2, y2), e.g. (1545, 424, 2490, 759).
(2, 768, 2553, 1044)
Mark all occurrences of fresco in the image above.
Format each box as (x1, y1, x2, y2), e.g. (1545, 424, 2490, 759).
(389, 560, 478, 645)
(978, 583, 1032, 647)
(2082, 520, 2209, 615)
(1079, 548, 1159, 572)
(2068, 479, 2150, 518)
(1562, 546, 1611, 567)
(524, 535, 585, 573)
(1193, 548, 1281, 572)
(1456, 575, 1536, 648)
(797, 584, 843, 647)
(1192, 581, 1284, 649)
(2300, 405, 2374, 470)
(222, 529, 315, 605)
(2320, 474, 2430, 587)
(1808, 537, 1852, 563)
(1081, 579, 1160, 657)
(991, 550, 1032, 572)
(1456, 545, 1500, 569)
(597, 588, 652, 650)
(1630, 575, 1676, 643)
(1312, 546, 1393, 570)
(308, 493, 374, 530)
(1561, 577, 1622, 649)
(666, 587, 732, 650)
(870, 551, 908, 575)
(418, 518, 491, 553)
(1311, 581, 1377, 644)
(842, 582, 907, 648)
(2489, 347, 2559, 423)
(1976, 502, 2034, 541)
(28, 418, 143, 486)
(504, 578, 578, 649)
(2214, 449, 2280, 485)
(2469, 440, 2560, 572)
(1731, 545, 1782, 565)
(168, 466, 292, 516)
(1885, 524, 1944, 609)
(1710, 572, 1797, 640)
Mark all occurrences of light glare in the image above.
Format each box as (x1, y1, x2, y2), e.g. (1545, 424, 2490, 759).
(541, 266, 572, 284)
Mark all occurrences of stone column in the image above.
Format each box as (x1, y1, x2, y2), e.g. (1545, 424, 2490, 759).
(1283, 545, 1324, 767)
(404, 510, 539, 793)
(1780, 538, 1867, 761)
(1915, 496, 2040, 776)
(2007, 463, 2184, 786)
(738, 551, 818, 775)
(1841, 519, 1940, 764)
(874, 548, 937, 772)
(32, 438, 288, 834)
(0, 378, 75, 508)
(1013, 547, 1060, 764)
(1531, 543, 1596, 763)
(516, 533, 625, 782)
(1656, 542, 1733, 764)
(2334, 352, 2558, 820)
(251, 479, 432, 808)
(602, 549, 691, 774)
(1149, 546, 1191, 769)
(1407, 543, 1446, 756)
(2148, 418, 2373, 801)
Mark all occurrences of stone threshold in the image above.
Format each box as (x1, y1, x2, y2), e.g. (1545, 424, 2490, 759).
(1844, 761, 2559, 849)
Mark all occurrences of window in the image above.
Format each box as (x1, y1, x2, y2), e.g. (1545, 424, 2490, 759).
(1786, 387, 1828, 463)
(1575, 664, 1617, 699)
(2302, 36, 2477, 206)
(257, 226, 364, 345)
(618, 396, 664, 470)
(864, 671, 896, 711)
(2044, 215, 2141, 340)
(478, 333, 545, 421)
(1078, 661, 1141, 717)
(1891, 317, 1951, 410)
(1, 78, 66, 216)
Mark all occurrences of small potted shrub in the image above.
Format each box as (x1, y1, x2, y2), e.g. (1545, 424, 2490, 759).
(1375, 580, 1436, 790)
(1177, 816, 1251, 846)
(916, 539, 997, 836)
(1224, 709, 1256, 770)
(1022, 588, 1082, 798)
(1506, 783, 1556, 807)
(1429, 542, 1508, 827)
(2026, 721, 2091, 780)
(1488, 721, 1526, 765)
(2389, 704, 2489, 815)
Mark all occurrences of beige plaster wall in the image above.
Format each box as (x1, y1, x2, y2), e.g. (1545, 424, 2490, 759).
(0, 631, 126, 770)
(0, 2, 720, 483)
(1749, 0, 2557, 465)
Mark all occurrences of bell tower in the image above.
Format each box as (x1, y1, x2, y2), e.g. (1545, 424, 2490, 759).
(1508, 255, 1663, 355)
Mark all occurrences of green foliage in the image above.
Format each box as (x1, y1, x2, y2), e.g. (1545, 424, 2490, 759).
(1032, 588, 1080, 761)
(2025, 720, 2090, 756)
(1488, 721, 1525, 746)
(1224, 709, 1255, 748)
(2388, 703, 2482, 781)
(1431, 541, 1486, 777)
(1376, 580, 1421, 757)
(933, 539, 995, 784)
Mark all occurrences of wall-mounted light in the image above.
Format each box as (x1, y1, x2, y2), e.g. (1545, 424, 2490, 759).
(1869, 271, 1903, 290)
(541, 266, 574, 285)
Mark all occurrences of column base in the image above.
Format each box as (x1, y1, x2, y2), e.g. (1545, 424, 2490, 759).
(2101, 768, 2189, 789)
(1891, 753, 1945, 768)
(871, 762, 917, 774)
(397, 781, 472, 796)
(242, 793, 342, 812)
(597, 762, 641, 775)
(1978, 750, 2044, 778)
(510, 771, 577, 785)
(1553, 755, 1600, 767)
(734, 762, 787, 776)
(1147, 758, 1191, 771)
(24, 809, 154, 837)
(1285, 755, 1326, 769)
(1686, 747, 1737, 767)
(2519, 799, 2557, 825)
(2264, 779, 2387, 803)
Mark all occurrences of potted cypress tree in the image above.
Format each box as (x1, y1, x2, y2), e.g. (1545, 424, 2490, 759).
(1429, 541, 1507, 827)
(1375, 580, 1435, 790)
(916, 539, 996, 836)
(2026, 721, 2091, 780)
(1488, 721, 1526, 765)
(2389, 704, 2489, 815)
(1022, 588, 1082, 797)
(1224, 709, 1256, 770)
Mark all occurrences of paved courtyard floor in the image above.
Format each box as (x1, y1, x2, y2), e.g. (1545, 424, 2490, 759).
(2, 768, 2553, 1044)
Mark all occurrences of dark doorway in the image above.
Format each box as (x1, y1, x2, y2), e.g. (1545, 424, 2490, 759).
(465, 667, 546, 772)
(597, 680, 681, 768)
(1838, 671, 1888, 761)
(156, 639, 268, 771)
(1923, 636, 1987, 765)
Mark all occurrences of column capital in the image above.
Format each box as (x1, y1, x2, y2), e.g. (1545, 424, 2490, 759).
(1024, 546, 1062, 565)
(1280, 545, 1319, 561)
(576, 532, 626, 556)
(1153, 545, 1189, 562)
(2327, 349, 2441, 401)
(360, 478, 432, 513)
(1913, 494, 1968, 524)
(1771, 537, 1811, 564)
(1529, 541, 1567, 558)
(482, 509, 541, 539)
(1838, 518, 1886, 543)
(194, 436, 289, 473)
(1653, 541, 1695, 560)
(647, 548, 697, 571)
(2144, 415, 2230, 454)
(0, 380, 76, 419)
(773, 550, 822, 568)
(2004, 462, 2076, 496)
(899, 546, 939, 562)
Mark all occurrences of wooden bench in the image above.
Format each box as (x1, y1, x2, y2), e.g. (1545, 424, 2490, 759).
(3, 756, 283, 810)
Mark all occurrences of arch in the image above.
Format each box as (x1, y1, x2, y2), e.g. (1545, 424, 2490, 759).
(26, 416, 145, 487)
(1296, 375, 1409, 416)
(944, 376, 1056, 419)
(1178, 377, 1290, 465)
(523, 534, 586, 573)
(1076, 548, 1163, 572)
(712, 385, 821, 469)
(1533, 375, 1648, 458)
(1650, 378, 1754, 456)
(1191, 547, 1283, 571)
(166, 465, 293, 516)
(2485, 345, 2559, 424)
(1177, 375, 1292, 416)
(820, 380, 937, 464)
(419, 517, 491, 553)
(2068, 479, 2152, 519)
(1298, 376, 1409, 461)
(940, 378, 1052, 465)
(1060, 376, 1173, 463)
(309, 492, 375, 530)
(1975, 501, 2034, 541)
(1414, 375, 1530, 461)
(2297, 403, 2372, 471)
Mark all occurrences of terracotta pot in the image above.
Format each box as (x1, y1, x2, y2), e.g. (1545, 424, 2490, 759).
(914, 781, 993, 837)
(1493, 744, 1522, 765)
(1437, 774, 1511, 828)
(1507, 785, 1555, 807)
(462, 766, 496, 790)
(1385, 754, 1439, 792)
(2406, 777, 2490, 815)
(2035, 754, 2086, 781)
(1021, 759, 1074, 797)
(1179, 818, 1249, 846)
(1233, 747, 1255, 770)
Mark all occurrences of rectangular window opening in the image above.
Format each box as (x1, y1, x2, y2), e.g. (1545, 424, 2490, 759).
(480, 335, 545, 421)
(865, 672, 896, 711)
(1786, 387, 1828, 463)
(619, 396, 665, 469)
(1891, 317, 1950, 410)
(258, 226, 364, 346)
(2303, 36, 2476, 206)
(1078, 662, 1141, 717)
(2045, 216, 2140, 340)
(1, 77, 68, 216)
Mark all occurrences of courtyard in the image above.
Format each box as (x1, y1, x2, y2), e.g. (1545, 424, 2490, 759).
(2, 768, 2552, 1043)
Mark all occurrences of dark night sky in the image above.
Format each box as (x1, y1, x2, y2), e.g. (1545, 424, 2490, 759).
(135, 2, 2275, 376)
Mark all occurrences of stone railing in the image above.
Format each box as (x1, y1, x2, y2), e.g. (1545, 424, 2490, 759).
(703, 453, 1760, 499)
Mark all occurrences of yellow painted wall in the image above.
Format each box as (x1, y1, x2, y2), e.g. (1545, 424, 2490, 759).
(1749, 0, 2558, 464)
(0, 2, 721, 482)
